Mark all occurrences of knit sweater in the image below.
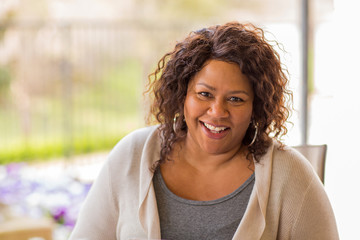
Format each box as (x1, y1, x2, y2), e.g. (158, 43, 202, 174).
(69, 125, 339, 240)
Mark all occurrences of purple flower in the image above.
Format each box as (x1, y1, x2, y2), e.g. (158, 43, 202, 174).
(52, 206, 67, 224)
(0, 162, 92, 229)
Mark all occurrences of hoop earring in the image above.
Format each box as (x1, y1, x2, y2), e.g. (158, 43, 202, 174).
(173, 113, 180, 132)
(248, 123, 258, 147)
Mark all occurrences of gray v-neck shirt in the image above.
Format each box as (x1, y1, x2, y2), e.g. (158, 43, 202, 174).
(153, 170, 255, 240)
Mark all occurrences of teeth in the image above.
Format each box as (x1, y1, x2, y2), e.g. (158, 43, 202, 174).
(204, 122, 228, 132)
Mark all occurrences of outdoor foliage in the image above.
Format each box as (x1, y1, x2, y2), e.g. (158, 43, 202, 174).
(0, 56, 143, 164)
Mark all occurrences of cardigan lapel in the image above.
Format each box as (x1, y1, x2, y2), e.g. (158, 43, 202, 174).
(232, 141, 275, 240)
(138, 127, 162, 239)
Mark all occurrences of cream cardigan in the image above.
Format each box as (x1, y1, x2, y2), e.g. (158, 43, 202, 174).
(69, 125, 339, 240)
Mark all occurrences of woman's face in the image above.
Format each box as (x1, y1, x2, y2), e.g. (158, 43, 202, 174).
(183, 59, 254, 155)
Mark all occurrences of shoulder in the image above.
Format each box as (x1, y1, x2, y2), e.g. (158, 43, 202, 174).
(108, 125, 160, 157)
(105, 125, 161, 173)
(271, 144, 339, 238)
(258, 141, 338, 238)
(254, 140, 320, 198)
(270, 140, 322, 191)
(275, 143, 315, 174)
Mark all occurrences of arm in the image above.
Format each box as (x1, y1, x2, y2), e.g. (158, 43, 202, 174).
(291, 178, 339, 240)
(69, 161, 118, 240)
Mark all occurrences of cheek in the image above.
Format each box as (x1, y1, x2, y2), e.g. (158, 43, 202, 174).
(234, 107, 253, 125)
(184, 97, 205, 120)
(245, 108, 253, 121)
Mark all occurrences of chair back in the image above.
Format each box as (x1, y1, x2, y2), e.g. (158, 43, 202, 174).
(293, 144, 327, 184)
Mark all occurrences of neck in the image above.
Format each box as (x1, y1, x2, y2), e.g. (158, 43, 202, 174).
(177, 138, 250, 173)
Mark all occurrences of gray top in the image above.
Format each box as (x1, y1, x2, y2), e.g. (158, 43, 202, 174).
(153, 169, 255, 240)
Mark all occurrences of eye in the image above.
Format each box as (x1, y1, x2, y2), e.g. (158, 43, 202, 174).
(228, 96, 244, 103)
(198, 92, 212, 98)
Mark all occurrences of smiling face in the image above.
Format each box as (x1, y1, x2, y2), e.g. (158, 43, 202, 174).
(183, 59, 254, 155)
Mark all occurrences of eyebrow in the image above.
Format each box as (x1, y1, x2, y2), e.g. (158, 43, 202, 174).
(196, 83, 250, 96)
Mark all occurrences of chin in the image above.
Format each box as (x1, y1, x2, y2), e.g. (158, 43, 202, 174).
(201, 144, 231, 155)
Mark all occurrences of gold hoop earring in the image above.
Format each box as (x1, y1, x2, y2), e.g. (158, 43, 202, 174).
(173, 113, 180, 132)
(248, 123, 258, 147)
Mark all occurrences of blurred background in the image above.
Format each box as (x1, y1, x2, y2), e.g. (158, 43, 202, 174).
(0, 0, 359, 239)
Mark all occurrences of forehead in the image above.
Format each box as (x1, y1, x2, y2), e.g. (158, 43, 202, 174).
(189, 59, 253, 93)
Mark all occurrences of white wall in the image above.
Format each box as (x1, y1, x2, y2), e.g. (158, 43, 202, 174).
(312, 1, 360, 238)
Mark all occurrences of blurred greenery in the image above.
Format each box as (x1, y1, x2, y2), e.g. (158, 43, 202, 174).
(0, 134, 125, 164)
(0, 58, 143, 164)
(0, 66, 11, 104)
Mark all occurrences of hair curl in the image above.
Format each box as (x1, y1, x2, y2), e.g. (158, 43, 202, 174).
(146, 22, 292, 166)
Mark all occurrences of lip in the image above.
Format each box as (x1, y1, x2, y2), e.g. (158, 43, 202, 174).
(200, 121, 230, 139)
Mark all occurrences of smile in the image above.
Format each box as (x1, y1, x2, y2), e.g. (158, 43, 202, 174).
(202, 122, 229, 133)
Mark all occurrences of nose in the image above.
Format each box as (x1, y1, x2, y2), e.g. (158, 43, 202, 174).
(208, 99, 229, 118)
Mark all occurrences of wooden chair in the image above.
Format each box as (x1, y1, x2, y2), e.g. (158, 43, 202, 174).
(293, 144, 327, 184)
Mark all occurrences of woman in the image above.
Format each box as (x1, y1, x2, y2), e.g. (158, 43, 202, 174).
(69, 22, 339, 240)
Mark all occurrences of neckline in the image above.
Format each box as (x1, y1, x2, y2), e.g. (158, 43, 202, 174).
(154, 169, 255, 206)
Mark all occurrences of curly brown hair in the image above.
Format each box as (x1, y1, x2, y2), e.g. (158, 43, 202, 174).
(146, 21, 292, 165)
